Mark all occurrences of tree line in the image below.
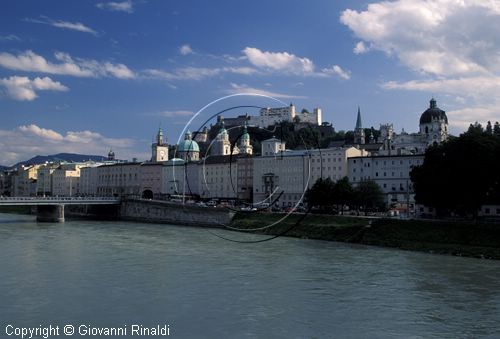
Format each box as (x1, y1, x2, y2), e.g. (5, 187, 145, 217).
(410, 122, 500, 218)
(305, 177, 384, 215)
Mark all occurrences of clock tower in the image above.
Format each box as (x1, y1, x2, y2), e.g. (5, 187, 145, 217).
(151, 127, 168, 162)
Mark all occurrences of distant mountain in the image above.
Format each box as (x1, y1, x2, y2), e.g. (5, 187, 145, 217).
(2, 153, 109, 170)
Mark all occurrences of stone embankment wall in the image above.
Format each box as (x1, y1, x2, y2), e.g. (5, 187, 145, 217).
(120, 199, 234, 227)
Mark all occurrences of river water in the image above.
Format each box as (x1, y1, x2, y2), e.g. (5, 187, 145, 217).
(1, 213, 500, 339)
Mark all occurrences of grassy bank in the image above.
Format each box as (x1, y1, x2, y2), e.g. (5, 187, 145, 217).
(231, 212, 369, 241)
(230, 212, 500, 259)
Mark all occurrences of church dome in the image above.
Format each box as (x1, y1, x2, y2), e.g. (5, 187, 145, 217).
(178, 139, 199, 153)
(420, 98, 448, 124)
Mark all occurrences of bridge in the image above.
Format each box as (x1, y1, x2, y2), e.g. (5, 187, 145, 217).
(0, 197, 121, 222)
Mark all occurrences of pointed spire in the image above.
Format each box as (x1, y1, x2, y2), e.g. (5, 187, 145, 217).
(430, 97, 437, 109)
(355, 106, 363, 129)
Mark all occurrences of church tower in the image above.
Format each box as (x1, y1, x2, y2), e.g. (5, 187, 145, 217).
(213, 121, 233, 156)
(354, 106, 365, 144)
(107, 149, 115, 161)
(239, 123, 253, 155)
(151, 127, 168, 162)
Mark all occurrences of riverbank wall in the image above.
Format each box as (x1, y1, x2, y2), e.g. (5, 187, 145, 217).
(119, 198, 234, 227)
(230, 212, 500, 259)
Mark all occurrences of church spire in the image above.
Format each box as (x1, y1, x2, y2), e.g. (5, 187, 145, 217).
(354, 106, 365, 145)
(355, 106, 362, 129)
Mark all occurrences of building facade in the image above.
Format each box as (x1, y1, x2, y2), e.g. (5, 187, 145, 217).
(348, 154, 424, 212)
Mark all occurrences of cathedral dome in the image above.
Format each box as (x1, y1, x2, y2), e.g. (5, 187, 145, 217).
(178, 130, 200, 153)
(420, 98, 448, 124)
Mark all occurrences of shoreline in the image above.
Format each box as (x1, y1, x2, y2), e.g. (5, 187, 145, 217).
(229, 212, 500, 260)
(2, 204, 500, 260)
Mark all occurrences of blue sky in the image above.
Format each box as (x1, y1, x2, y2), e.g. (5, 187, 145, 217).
(1, 0, 500, 165)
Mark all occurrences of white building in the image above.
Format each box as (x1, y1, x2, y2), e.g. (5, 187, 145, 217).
(375, 98, 449, 156)
(52, 163, 84, 197)
(249, 104, 321, 128)
(36, 163, 59, 196)
(79, 163, 105, 196)
(13, 165, 41, 196)
(308, 146, 367, 184)
(140, 162, 165, 198)
(253, 139, 365, 208)
(261, 137, 286, 156)
(96, 162, 141, 196)
(162, 158, 187, 196)
(348, 154, 424, 211)
(199, 155, 238, 200)
(253, 150, 309, 208)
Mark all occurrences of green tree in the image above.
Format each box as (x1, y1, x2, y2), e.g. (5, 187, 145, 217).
(333, 176, 353, 214)
(411, 127, 500, 218)
(486, 121, 493, 134)
(353, 180, 385, 215)
(494, 121, 500, 136)
(305, 178, 335, 212)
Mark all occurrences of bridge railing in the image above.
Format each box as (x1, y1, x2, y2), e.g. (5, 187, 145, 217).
(0, 196, 121, 202)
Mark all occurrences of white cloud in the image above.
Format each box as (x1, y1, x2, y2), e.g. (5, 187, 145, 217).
(322, 65, 351, 80)
(353, 41, 369, 54)
(179, 44, 193, 55)
(446, 106, 500, 131)
(341, 0, 500, 77)
(101, 62, 135, 79)
(243, 47, 315, 75)
(0, 50, 135, 79)
(341, 0, 500, 131)
(0, 76, 68, 101)
(226, 83, 307, 99)
(0, 124, 139, 166)
(382, 76, 500, 100)
(0, 34, 21, 41)
(159, 110, 195, 118)
(26, 17, 97, 35)
(51, 21, 97, 35)
(96, 1, 134, 13)
(144, 66, 257, 80)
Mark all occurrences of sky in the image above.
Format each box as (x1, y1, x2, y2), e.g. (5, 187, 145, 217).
(1, 0, 500, 166)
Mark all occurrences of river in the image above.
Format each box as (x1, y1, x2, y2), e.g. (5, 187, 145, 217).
(1, 213, 500, 338)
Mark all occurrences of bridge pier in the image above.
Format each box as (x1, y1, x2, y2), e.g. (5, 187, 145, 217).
(36, 205, 65, 223)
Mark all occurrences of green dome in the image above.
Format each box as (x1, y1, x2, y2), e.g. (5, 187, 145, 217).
(178, 139, 200, 152)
